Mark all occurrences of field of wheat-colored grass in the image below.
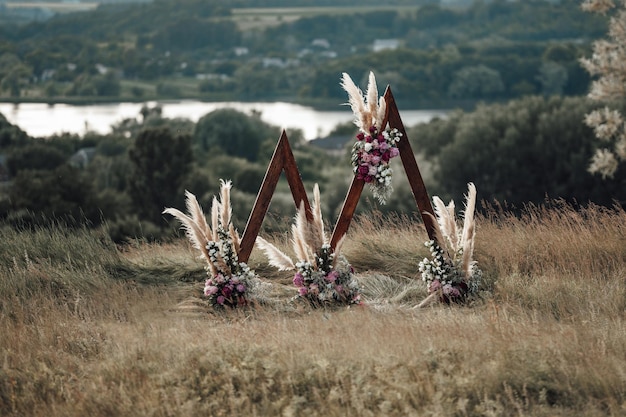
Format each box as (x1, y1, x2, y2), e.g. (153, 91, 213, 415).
(1, 202, 625, 416)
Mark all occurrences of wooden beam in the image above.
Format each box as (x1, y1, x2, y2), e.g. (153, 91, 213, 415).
(329, 87, 438, 251)
(239, 130, 311, 262)
(384, 87, 438, 242)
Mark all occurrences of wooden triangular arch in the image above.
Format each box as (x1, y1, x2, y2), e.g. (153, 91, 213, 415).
(238, 130, 312, 263)
(329, 86, 438, 250)
(239, 87, 439, 263)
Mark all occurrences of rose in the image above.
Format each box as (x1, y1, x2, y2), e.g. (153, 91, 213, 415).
(429, 279, 442, 292)
(370, 155, 381, 165)
(368, 165, 378, 176)
(356, 132, 365, 141)
(204, 285, 219, 296)
(389, 147, 400, 158)
(236, 284, 246, 293)
(293, 272, 304, 287)
(326, 270, 339, 283)
(298, 287, 308, 296)
(216, 295, 225, 305)
(222, 285, 232, 298)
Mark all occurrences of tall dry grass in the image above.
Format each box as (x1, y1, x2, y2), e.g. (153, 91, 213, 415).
(1, 202, 625, 416)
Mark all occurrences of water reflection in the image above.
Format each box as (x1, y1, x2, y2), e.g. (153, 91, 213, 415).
(0, 101, 447, 140)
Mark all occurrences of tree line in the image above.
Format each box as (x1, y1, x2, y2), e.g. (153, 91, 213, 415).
(1, 93, 624, 242)
(0, 0, 606, 105)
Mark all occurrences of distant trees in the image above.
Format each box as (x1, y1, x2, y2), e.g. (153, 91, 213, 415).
(193, 109, 280, 161)
(410, 96, 626, 207)
(128, 127, 193, 224)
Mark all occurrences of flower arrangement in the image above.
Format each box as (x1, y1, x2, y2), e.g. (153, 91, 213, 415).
(163, 180, 258, 308)
(417, 183, 482, 307)
(256, 184, 361, 307)
(341, 71, 402, 204)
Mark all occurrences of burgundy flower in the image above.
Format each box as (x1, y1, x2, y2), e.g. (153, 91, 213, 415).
(358, 165, 369, 175)
(369, 125, 377, 134)
(222, 285, 232, 298)
(382, 152, 391, 163)
(356, 132, 365, 141)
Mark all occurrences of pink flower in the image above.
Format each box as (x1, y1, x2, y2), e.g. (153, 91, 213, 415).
(370, 155, 381, 165)
(217, 295, 225, 305)
(378, 141, 389, 151)
(442, 284, 460, 298)
(309, 283, 319, 295)
(293, 273, 304, 287)
(389, 147, 400, 158)
(298, 286, 308, 296)
(361, 153, 372, 163)
(236, 284, 246, 293)
(326, 270, 339, 283)
(204, 285, 219, 296)
(429, 279, 442, 293)
(335, 284, 344, 294)
(368, 165, 377, 176)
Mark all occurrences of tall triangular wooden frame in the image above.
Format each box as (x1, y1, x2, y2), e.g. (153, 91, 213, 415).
(238, 130, 312, 263)
(329, 86, 438, 250)
(238, 86, 439, 264)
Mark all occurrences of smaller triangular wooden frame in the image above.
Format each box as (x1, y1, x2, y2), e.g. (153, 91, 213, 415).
(329, 86, 439, 250)
(238, 130, 312, 263)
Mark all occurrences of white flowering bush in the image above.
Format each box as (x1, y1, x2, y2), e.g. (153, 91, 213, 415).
(581, 0, 626, 178)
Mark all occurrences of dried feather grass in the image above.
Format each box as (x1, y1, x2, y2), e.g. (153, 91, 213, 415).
(255, 236, 295, 271)
(341, 71, 385, 132)
(164, 180, 244, 278)
(256, 184, 343, 272)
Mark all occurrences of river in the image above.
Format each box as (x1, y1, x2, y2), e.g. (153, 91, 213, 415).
(0, 100, 447, 141)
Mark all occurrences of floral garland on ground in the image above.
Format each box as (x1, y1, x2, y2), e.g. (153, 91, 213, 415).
(256, 184, 362, 307)
(417, 183, 482, 307)
(341, 71, 402, 204)
(163, 180, 258, 308)
(292, 244, 361, 307)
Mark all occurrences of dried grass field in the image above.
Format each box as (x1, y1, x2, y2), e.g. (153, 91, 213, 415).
(1, 202, 625, 416)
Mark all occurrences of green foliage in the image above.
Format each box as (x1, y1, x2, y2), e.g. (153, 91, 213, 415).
(0, 113, 30, 148)
(411, 95, 626, 207)
(193, 109, 280, 161)
(128, 127, 193, 224)
(6, 144, 67, 175)
(7, 165, 103, 227)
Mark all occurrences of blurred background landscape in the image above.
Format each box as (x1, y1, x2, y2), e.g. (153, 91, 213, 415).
(0, 0, 624, 242)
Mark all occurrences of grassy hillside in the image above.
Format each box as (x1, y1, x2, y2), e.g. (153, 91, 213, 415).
(1, 202, 625, 416)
